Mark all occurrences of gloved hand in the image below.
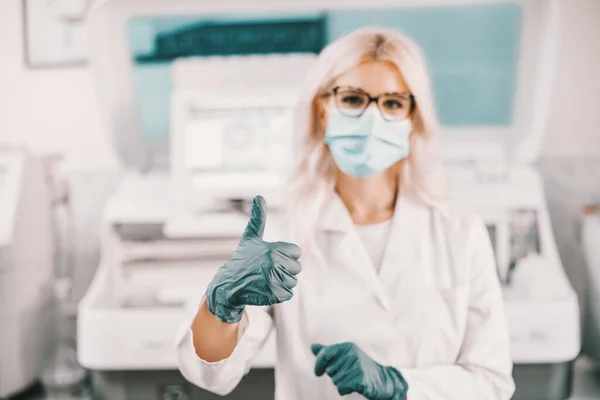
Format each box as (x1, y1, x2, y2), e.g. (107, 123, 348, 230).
(311, 342, 408, 400)
(205, 195, 302, 323)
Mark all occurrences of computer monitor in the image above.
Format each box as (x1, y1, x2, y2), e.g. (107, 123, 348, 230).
(169, 54, 317, 211)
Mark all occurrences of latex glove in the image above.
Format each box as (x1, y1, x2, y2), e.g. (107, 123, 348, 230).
(205, 196, 302, 323)
(311, 343, 408, 400)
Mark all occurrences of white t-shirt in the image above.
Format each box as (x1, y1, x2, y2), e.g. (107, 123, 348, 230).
(354, 218, 393, 274)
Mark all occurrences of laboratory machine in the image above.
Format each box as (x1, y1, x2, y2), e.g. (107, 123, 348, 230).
(77, 1, 580, 399)
(582, 205, 600, 364)
(0, 148, 55, 398)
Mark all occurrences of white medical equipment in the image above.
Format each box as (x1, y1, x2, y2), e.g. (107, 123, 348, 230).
(581, 205, 600, 364)
(0, 148, 55, 398)
(77, 1, 580, 400)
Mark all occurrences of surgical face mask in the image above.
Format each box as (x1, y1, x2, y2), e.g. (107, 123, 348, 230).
(324, 107, 412, 179)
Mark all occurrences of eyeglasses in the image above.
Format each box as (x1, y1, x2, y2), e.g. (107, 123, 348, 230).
(329, 86, 415, 121)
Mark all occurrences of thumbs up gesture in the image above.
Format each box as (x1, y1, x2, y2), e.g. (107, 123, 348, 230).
(205, 196, 302, 323)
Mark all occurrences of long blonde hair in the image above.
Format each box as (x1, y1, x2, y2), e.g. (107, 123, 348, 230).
(286, 27, 446, 249)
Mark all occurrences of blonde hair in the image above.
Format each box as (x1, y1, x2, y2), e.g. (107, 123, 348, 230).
(285, 27, 446, 249)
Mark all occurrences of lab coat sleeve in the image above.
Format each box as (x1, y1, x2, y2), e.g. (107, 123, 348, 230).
(175, 304, 273, 396)
(174, 217, 283, 396)
(399, 216, 515, 400)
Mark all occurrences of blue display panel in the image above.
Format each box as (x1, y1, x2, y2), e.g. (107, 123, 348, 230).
(127, 3, 522, 140)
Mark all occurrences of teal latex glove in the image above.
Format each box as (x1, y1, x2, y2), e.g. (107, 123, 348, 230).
(311, 343, 408, 400)
(205, 196, 302, 323)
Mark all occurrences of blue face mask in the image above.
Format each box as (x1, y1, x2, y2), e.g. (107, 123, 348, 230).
(324, 107, 412, 178)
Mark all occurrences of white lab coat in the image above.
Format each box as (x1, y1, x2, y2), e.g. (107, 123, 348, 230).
(175, 192, 516, 400)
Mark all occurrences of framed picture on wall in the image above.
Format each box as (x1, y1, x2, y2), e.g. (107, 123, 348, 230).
(23, 0, 93, 68)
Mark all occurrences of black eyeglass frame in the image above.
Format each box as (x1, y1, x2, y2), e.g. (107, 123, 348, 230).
(329, 86, 416, 121)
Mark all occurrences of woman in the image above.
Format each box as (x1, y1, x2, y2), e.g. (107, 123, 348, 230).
(175, 28, 515, 400)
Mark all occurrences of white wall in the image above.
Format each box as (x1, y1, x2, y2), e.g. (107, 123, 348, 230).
(542, 0, 600, 157)
(0, 0, 121, 304)
(0, 0, 118, 170)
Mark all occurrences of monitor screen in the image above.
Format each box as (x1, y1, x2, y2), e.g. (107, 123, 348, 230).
(183, 105, 293, 173)
(126, 2, 522, 141)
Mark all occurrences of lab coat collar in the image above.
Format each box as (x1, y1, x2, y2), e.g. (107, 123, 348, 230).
(315, 189, 418, 313)
(316, 192, 355, 233)
(316, 188, 410, 233)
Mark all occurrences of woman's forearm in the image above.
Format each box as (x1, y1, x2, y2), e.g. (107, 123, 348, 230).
(190, 298, 242, 362)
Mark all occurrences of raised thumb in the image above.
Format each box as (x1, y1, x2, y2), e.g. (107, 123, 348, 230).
(242, 195, 267, 240)
(311, 343, 325, 356)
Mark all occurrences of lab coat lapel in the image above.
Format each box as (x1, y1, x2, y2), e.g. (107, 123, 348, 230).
(317, 193, 392, 312)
